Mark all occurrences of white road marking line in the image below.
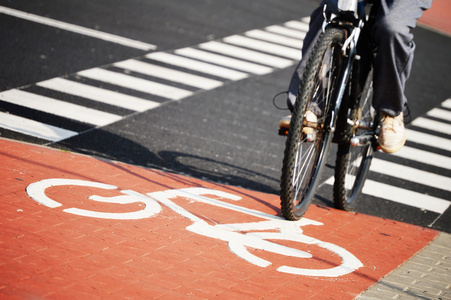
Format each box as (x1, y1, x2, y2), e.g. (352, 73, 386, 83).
(284, 20, 310, 32)
(78, 68, 192, 100)
(370, 158, 451, 192)
(322, 115, 451, 213)
(426, 107, 451, 122)
(0, 89, 122, 126)
(441, 99, 451, 109)
(0, 17, 311, 143)
(0, 5, 156, 51)
(265, 25, 307, 39)
(223, 35, 301, 60)
(36, 78, 159, 112)
(146, 52, 248, 81)
(323, 177, 450, 214)
(405, 128, 451, 152)
(245, 29, 303, 48)
(411, 117, 451, 136)
(392, 146, 451, 169)
(0, 112, 77, 142)
(114, 59, 223, 90)
(175, 48, 273, 75)
(198, 41, 293, 68)
(362, 180, 450, 214)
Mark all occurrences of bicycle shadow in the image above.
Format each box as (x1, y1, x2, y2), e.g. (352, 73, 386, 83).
(20, 133, 423, 296)
(54, 129, 283, 215)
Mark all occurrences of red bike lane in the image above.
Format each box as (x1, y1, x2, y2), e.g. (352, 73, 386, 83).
(0, 138, 438, 299)
(1, 3, 449, 298)
(418, 0, 451, 36)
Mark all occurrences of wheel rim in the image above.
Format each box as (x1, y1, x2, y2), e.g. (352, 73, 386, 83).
(344, 145, 371, 203)
(343, 74, 375, 202)
(291, 44, 340, 212)
(291, 138, 322, 210)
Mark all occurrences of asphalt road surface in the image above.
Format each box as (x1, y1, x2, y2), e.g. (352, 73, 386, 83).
(0, 0, 450, 232)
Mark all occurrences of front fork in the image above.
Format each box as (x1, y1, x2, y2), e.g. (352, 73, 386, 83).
(332, 62, 376, 148)
(329, 24, 380, 149)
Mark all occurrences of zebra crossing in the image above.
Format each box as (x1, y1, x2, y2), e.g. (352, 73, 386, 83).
(324, 99, 451, 221)
(0, 18, 307, 143)
(0, 15, 450, 224)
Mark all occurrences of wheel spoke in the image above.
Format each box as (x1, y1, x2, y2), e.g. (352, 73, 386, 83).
(292, 141, 317, 201)
(281, 28, 345, 220)
(333, 69, 375, 211)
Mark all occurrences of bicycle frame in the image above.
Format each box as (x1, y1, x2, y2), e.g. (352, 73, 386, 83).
(279, 0, 379, 220)
(324, 0, 378, 146)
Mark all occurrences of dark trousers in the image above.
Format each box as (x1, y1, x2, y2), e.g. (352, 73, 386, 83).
(287, 0, 433, 116)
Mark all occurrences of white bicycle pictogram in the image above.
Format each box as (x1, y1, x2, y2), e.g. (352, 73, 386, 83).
(27, 178, 363, 277)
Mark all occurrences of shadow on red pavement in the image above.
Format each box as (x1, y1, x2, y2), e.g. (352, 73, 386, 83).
(0, 138, 438, 299)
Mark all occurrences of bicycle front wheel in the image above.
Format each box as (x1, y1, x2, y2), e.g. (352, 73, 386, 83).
(334, 69, 375, 211)
(280, 28, 345, 220)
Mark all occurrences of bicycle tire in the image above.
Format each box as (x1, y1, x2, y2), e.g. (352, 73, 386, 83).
(280, 28, 345, 220)
(333, 69, 375, 211)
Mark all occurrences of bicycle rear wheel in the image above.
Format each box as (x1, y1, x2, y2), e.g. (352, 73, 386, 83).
(334, 69, 375, 211)
(280, 28, 345, 220)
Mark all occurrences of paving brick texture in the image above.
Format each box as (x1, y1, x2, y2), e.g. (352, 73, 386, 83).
(0, 138, 442, 299)
(357, 232, 451, 300)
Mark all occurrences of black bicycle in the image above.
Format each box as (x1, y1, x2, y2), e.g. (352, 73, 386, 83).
(280, 0, 380, 220)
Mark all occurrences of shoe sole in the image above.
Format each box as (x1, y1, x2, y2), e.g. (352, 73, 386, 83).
(379, 137, 406, 154)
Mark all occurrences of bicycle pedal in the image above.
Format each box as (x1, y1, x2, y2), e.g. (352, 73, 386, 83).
(350, 136, 371, 147)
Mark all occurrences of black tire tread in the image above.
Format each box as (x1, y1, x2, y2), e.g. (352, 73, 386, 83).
(280, 28, 345, 220)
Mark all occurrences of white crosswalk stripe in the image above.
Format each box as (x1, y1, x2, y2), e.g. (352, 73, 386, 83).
(78, 68, 194, 100)
(36, 78, 159, 112)
(392, 145, 451, 170)
(405, 129, 451, 152)
(0, 112, 77, 142)
(0, 20, 308, 142)
(324, 173, 450, 214)
(198, 41, 294, 68)
(114, 59, 223, 90)
(369, 159, 451, 193)
(0, 89, 122, 126)
(265, 25, 307, 39)
(175, 47, 274, 75)
(284, 19, 310, 31)
(223, 35, 301, 60)
(145, 52, 249, 80)
(324, 98, 451, 217)
(361, 180, 449, 214)
(0, 18, 309, 142)
(412, 116, 451, 135)
(426, 107, 451, 121)
(245, 30, 303, 49)
(441, 99, 451, 109)
(0, 14, 449, 221)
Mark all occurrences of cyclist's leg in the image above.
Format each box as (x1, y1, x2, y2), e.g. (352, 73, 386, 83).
(372, 0, 432, 117)
(287, 2, 325, 111)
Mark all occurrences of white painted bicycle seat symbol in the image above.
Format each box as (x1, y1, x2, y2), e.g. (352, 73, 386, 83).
(27, 178, 363, 277)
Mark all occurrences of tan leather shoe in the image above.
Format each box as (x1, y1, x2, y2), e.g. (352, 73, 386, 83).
(378, 112, 406, 153)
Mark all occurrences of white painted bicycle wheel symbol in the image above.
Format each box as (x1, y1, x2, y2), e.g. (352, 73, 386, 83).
(27, 179, 363, 277)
